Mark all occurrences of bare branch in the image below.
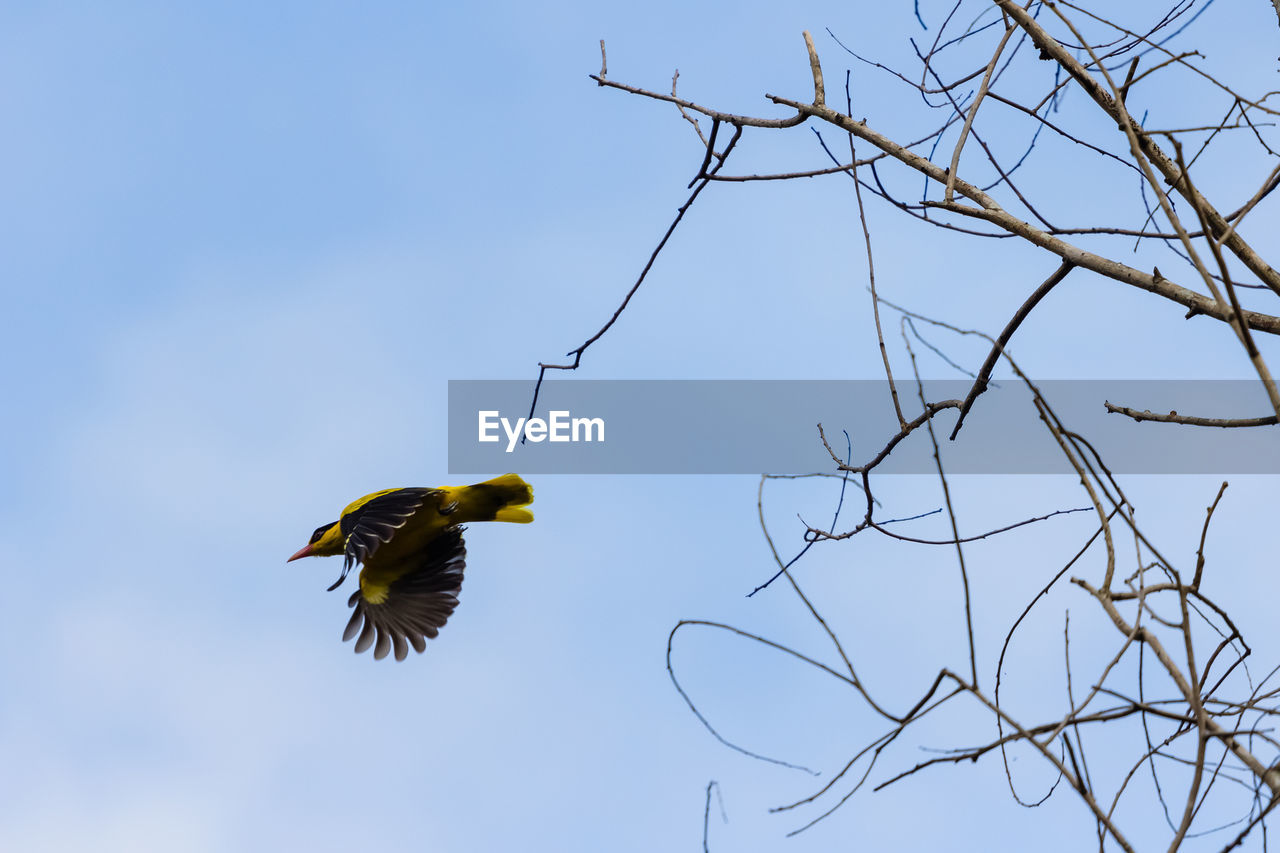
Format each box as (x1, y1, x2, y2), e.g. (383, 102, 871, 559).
(1104, 403, 1278, 428)
(950, 260, 1075, 439)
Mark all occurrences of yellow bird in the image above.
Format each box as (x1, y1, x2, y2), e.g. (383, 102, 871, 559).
(288, 473, 533, 661)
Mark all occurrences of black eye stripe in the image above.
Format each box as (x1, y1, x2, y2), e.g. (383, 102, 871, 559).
(310, 522, 336, 543)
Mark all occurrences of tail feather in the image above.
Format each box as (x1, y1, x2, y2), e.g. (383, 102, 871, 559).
(494, 507, 534, 524)
(455, 474, 534, 524)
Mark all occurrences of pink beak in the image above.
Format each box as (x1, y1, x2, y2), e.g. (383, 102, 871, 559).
(287, 543, 315, 562)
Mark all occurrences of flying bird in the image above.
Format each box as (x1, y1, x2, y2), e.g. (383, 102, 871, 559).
(288, 473, 534, 660)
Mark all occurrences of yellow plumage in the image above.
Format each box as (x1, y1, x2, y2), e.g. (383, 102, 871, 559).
(288, 474, 533, 660)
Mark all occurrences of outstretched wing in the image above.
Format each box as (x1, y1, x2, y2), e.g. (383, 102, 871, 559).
(326, 488, 440, 592)
(342, 487, 441, 566)
(342, 526, 467, 661)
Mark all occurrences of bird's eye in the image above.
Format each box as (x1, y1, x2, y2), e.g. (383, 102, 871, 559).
(310, 523, 333, 544)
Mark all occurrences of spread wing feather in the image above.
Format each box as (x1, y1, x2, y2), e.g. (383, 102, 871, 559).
(325, 488, 440, 592)
(343, 527, 467, 661)
(342, 488, 439, 565)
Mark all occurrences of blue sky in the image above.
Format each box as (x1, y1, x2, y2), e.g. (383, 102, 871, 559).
(3, 2, 1278, 851)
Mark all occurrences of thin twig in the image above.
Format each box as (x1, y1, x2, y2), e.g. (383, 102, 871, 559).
(1104, 404, 1278, 428)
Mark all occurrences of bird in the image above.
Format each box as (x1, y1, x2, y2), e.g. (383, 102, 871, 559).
(288, 473, 533, 661)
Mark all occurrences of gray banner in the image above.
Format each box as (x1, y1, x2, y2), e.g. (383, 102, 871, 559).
(447, 380, 1279, 474)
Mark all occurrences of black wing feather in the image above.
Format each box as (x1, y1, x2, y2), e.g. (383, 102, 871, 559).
(343, 526, 468, 661)
(342, 488, 439, 565)
(326, 488, 440, 592)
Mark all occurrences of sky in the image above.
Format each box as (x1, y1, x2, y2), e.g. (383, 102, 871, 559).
(2, 2, 1278, 851)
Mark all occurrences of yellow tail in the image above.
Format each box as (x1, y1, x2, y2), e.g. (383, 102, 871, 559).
(449, 474, 534, 524)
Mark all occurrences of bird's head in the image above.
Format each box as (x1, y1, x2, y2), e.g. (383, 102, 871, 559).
(288, 521, 344, 561)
